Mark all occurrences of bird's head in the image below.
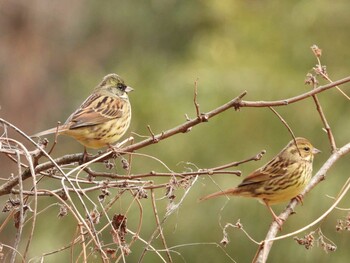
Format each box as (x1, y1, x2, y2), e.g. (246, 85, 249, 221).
(99, 73, 133, 98)
(285, 137, 321, 163)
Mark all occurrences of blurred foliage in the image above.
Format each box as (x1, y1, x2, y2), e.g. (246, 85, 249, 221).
(1, 0, 350, 262)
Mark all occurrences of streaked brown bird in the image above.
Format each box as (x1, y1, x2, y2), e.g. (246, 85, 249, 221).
(32, 73, 133, 149)
(200, 137, 320, 226)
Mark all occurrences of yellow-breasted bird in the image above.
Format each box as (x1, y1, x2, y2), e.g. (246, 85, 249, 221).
(32, 73, 133, 149)
(200, 137, 320, 226)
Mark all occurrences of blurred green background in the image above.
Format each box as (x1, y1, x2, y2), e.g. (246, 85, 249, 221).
(1, 0, 350, 262)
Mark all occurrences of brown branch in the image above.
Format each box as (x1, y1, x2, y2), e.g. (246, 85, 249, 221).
(311, 92, 337, 152)
(0, 91, 246, 196)
(0, 153, 83, 196)
(83, 167, 241, 180)
(212, 150, 266, 171)
(237, 75, 350, 108)
(120, 90, 247, 153)
(253, 142, 350, 263)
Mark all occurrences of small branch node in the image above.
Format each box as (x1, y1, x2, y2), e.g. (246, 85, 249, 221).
(199, 113, 209, 122)
(232, 91, 248, 111)
(255, 150, 266, 161)
(147, 125, 159, 143)
(182, 127, 192, 133)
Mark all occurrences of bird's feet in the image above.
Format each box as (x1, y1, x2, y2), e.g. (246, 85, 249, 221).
(107, 143, 121, 158)
(80, 147, 92, 164)
(272, 215, 285, 230)
(264, 200, 285, 230)
(293, 194, 304, 205)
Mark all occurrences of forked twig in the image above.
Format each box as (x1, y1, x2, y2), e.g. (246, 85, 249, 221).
(311, 45, 350, 101)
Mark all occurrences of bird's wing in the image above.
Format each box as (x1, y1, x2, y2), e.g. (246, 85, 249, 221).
(238, 157, 289, 187)
(66, 93, 125, 129)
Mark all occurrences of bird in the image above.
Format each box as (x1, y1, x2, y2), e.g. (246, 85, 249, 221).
(32, 73, 133, 149)
(200, 137, 320, 226)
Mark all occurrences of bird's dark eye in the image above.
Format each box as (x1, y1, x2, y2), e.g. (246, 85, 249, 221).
(117, 83, 126, 91)
(303, 146, 310, 151)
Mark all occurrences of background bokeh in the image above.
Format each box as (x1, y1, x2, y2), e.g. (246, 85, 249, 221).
(1, 0, 350, 262)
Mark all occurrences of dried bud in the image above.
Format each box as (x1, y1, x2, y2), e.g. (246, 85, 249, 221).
(121, 158, 129, 170)
(305, 73, 317, 85)
(89, 209, 100, 224)
(58, 204, 68, 218)
(311, 45, 322, 57)
(220, 236, 229, 247)
(58, 189, 68, 201)
(111, 214, 127, 244)
(104, 160, 115, 170)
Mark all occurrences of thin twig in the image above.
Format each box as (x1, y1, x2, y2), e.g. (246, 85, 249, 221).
(308, 46, 338, 152)
(268, 107, 300, 156)
(151, 189, 172, 262)
(311, 92, 337, 152)
(213, 150, 266, 172)
(11, 151, 24, 263)
(48, 121, 61, 155)
(194, 78, 200, 117)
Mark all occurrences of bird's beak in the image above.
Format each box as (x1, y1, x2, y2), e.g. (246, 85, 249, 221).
(125, 86, 134, 93)
(313, 147, 321, 155)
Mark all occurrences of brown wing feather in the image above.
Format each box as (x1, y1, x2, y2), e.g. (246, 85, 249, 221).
(238, 156, 288, 187)
(66, 93, 124, 129)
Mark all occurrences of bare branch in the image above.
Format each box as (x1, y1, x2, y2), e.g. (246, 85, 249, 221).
(212, 150, 266, 171)
(238, 75, 350, 108)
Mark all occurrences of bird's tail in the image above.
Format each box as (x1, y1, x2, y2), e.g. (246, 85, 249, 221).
(199, 188, 241, 201)
(31, 127, 64, 138)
